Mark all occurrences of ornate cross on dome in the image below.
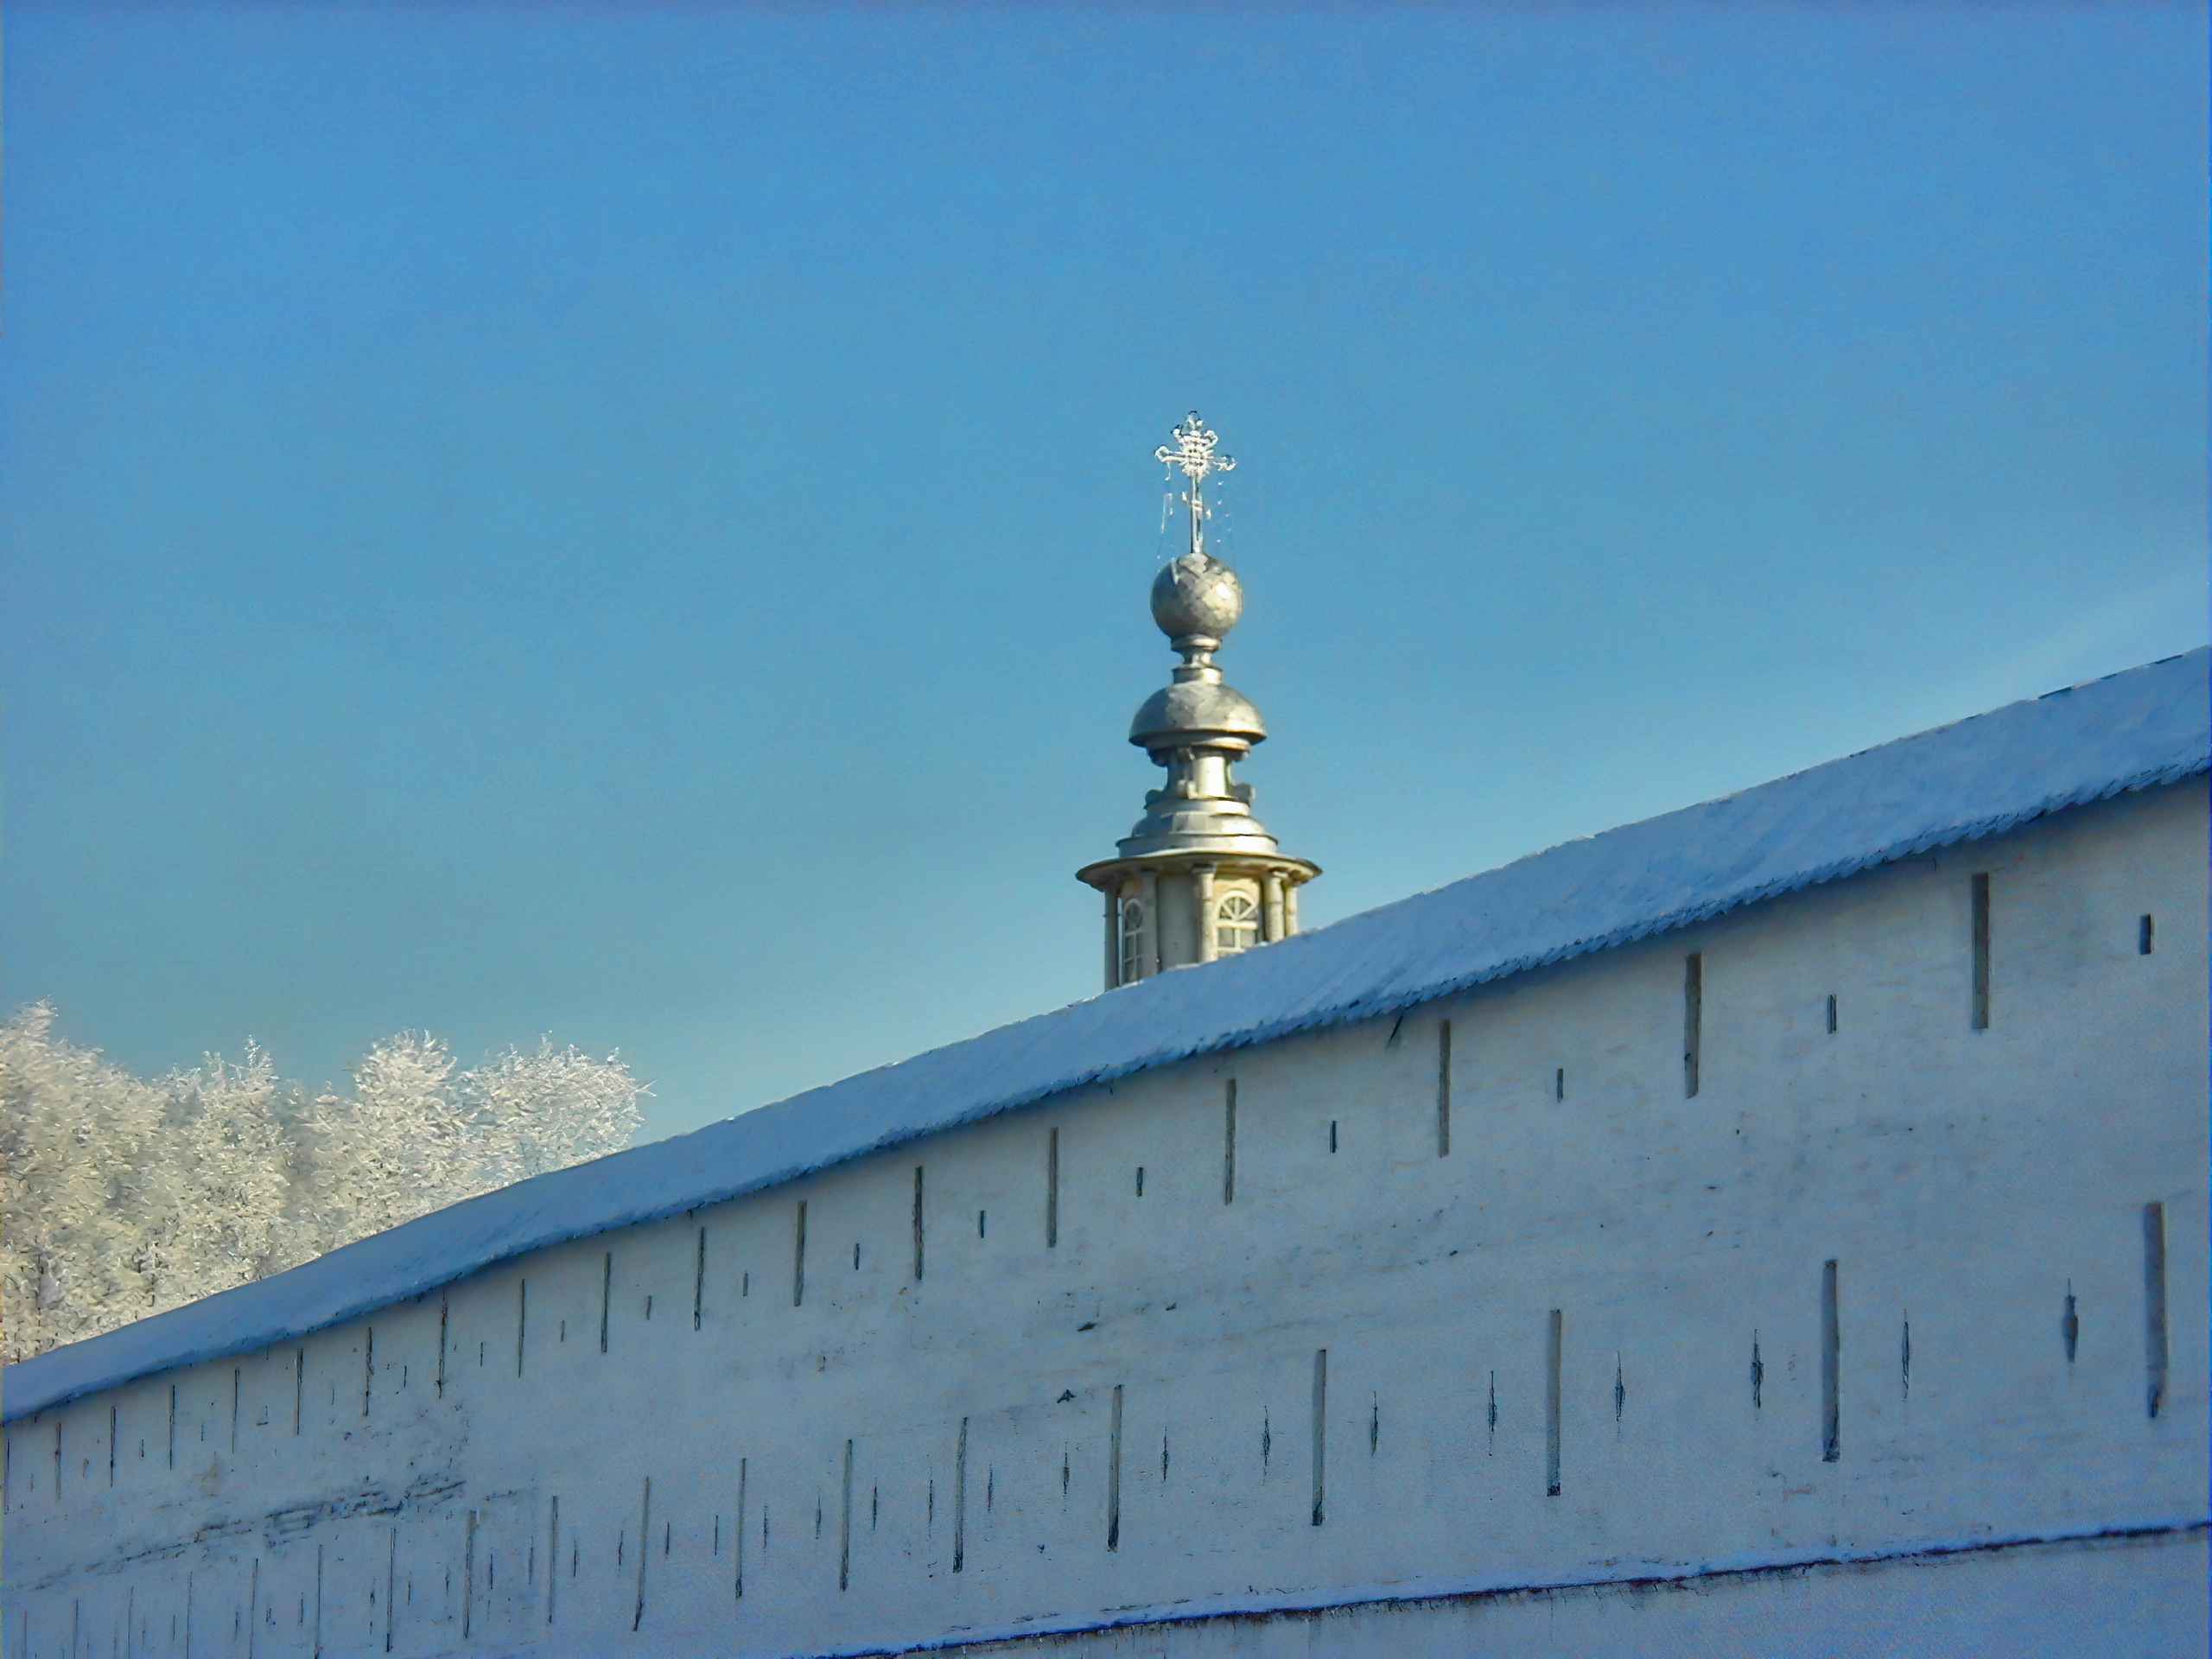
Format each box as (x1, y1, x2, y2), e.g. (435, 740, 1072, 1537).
(1156, 411, 1235, 559)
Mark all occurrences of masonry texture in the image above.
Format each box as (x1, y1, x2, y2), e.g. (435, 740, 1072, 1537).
(5, 769, 2205, 1657)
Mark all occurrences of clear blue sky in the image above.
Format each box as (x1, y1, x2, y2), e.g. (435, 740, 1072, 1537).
(5, 4, 2204, 1141)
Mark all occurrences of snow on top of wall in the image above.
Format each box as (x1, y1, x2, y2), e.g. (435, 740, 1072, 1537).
(8, 649, 2205, 1423)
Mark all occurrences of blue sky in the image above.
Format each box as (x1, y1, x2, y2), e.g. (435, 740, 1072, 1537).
(4, 4, 2203, 1141)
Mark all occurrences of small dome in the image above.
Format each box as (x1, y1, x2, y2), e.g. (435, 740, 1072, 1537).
(1129, 678, 1268, 749)
(1150, 551, 1243, 642)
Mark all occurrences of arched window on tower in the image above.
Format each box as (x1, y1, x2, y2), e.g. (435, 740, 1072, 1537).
(1215, 890, 1260, 955)
(1119, 898, 1147, 983)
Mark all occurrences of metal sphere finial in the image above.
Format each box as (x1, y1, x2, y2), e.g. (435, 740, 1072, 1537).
(1151, 552, 1243, 648)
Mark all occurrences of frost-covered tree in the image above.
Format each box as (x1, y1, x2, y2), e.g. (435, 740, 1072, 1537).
(146, 1045, 296, 1307)
(0, 1005, 170, 1358)
(296, 1031, 476, 1246)
(465, 1039, 645, 1187)
(0, 1007, 647, 1364)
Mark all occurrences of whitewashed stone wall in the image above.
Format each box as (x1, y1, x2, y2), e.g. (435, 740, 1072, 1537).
(6, 780, 2206, 1657)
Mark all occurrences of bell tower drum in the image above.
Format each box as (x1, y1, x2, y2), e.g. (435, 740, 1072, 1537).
(1078, 415, 1320, 988)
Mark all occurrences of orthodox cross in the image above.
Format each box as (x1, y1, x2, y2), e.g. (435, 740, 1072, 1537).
(1156, 411, 1235, 560)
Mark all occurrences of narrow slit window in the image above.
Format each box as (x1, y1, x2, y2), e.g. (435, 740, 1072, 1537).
(1554, 1067, 1564, 1103)
(734, 1459, 747, 1600)
(632, 1478, 651, 1631)
(1223, 1081, 1237, 1205)
(1310, 1349, 1328, 1527)
(912, 1166, 925, 1282)
(1545, 1310, 1562, 1497)
(1826, 995, 1838, 1034)
(2145, 1202, 2169, 1419)
(2139, 913, 2155, 956)
(1821, 1259, 1841, 1462)
(1435, 1020, 1452, 1158)
(1683, 952, 1703, 1097)
(1046, 1128, 1060, 1249)
(952, 1418, 969, 1573)
(1970, 873, 1991, 1029)
(1106, 1385, 1124, 1551)
(549, 1495, 562, 1624)
(837, 1440, 855, 1592)
(793, 1201, 808, 1307)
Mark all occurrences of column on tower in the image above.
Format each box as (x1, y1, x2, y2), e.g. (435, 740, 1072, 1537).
(1103, 887, 1121, 988)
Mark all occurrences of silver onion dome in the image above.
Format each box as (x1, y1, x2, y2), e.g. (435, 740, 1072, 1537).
(1128, 677, 1266, 750)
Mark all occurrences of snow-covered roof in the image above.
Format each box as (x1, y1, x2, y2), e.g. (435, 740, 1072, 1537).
(8, 649, 2206, 1423)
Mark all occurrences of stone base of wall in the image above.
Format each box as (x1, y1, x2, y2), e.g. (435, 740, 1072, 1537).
(931, 1525, 2209, 1659)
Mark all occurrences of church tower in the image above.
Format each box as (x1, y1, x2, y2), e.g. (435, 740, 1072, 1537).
(1078, 414, 1320, 989)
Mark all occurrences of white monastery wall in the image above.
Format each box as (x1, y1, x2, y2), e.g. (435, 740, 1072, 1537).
(6, 779, 2206, 1657)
